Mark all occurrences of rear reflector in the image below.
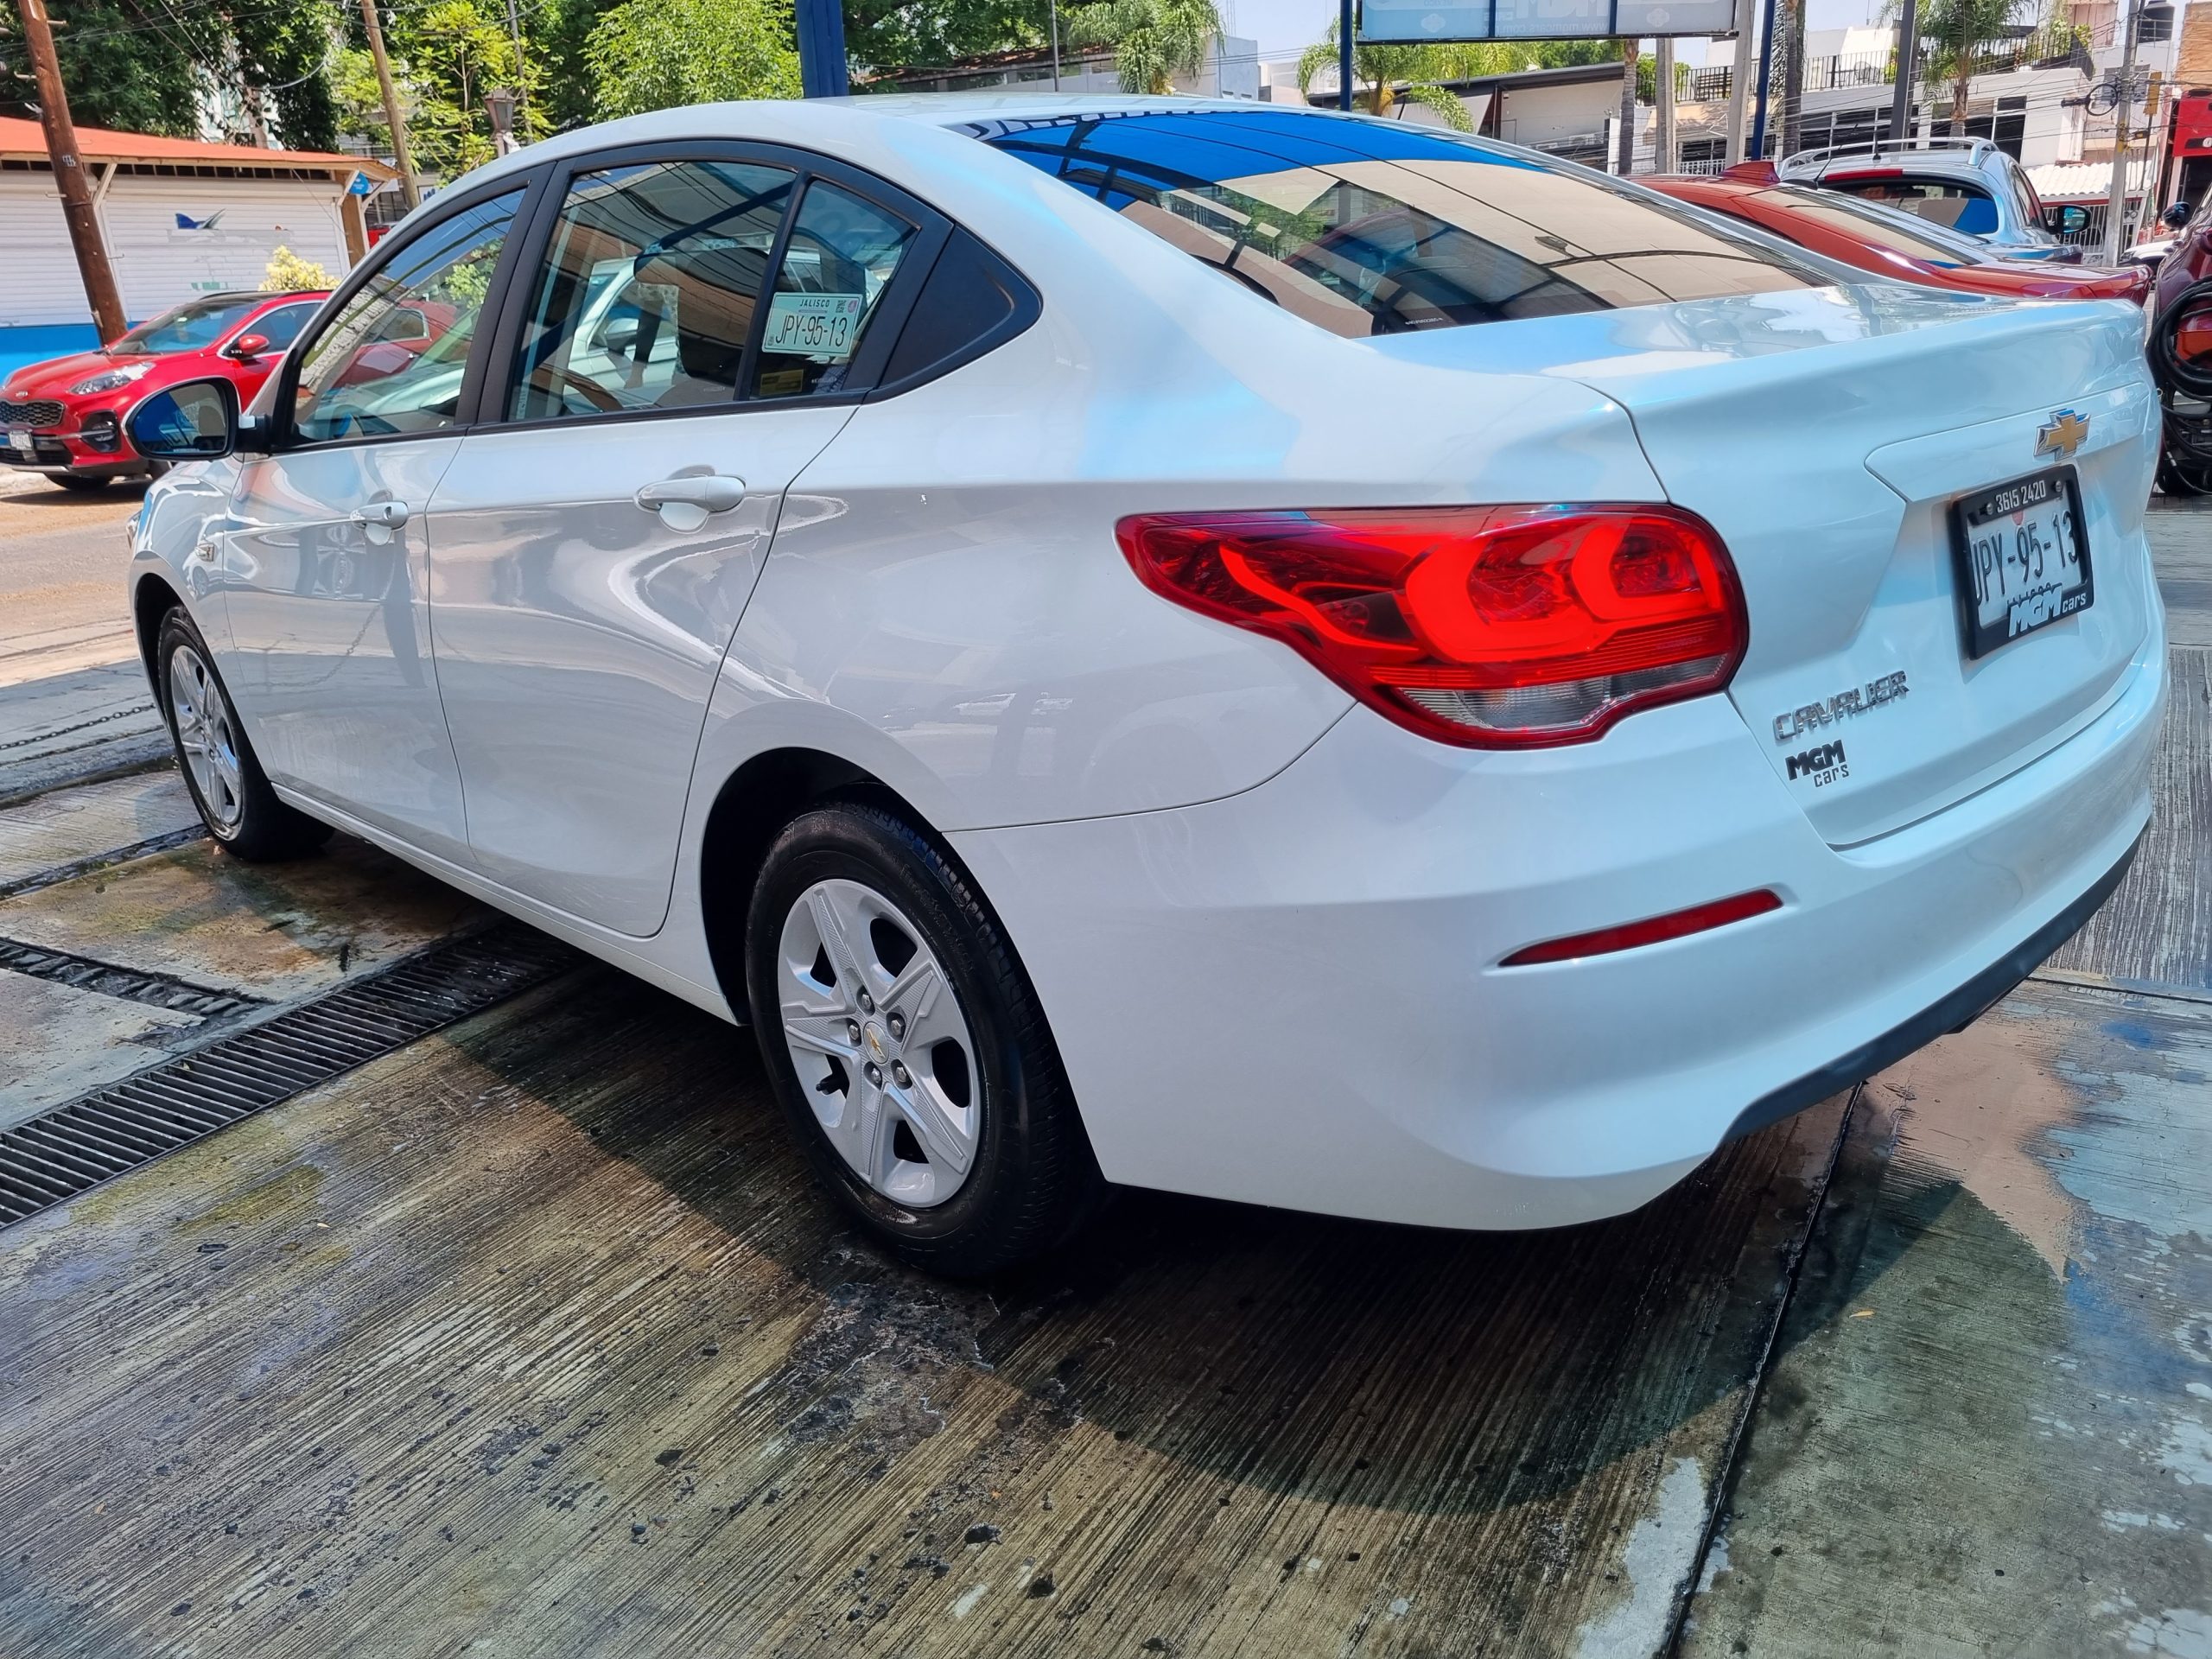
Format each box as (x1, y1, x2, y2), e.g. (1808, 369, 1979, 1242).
(1499, 889, 1782, 967)
(1117, 505, 1746, 747)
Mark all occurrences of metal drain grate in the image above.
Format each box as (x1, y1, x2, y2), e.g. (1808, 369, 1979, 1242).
(0, 921, 582, 1227)
(0, 937, 264, 1020)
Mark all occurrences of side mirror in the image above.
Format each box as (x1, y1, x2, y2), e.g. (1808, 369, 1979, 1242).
(2046, 204, 2091, 235)
(225, 332, 270, 361)
(125, 377, 238, 461)
(2163, 200, 2195, 230)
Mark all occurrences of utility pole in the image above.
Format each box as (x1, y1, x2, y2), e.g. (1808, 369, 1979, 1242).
(359, 0, 422, 213)
(502, 0, 528, 128)
(1656, 36, 1676, 174)
(1338, 0, 1353, 111)
(2103, 0, 2140, 263)
(795, 0, 849, 96)
(1888, 0, 1917, 149)
(1723, 0, 1756, 163)
(1049, 0, 1061, 89)
(15, 0, 126, 344)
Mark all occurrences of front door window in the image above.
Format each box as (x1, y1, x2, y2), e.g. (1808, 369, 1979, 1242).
(291, 188, 523, 442)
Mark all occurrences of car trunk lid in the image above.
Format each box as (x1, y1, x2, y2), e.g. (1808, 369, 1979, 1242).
(1369, 285, 2159, 846)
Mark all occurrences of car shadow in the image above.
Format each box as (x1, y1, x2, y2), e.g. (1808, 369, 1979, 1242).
(440, 961, 1949, 1519)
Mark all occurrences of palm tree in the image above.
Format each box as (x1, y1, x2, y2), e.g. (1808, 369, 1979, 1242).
(1064, 0, 1225, 95)
(1294, 22, 1516, 130)
(1886, 0, 2031, 133)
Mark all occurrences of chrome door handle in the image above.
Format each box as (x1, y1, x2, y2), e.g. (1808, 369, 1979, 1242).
(634, 474, 747, 515)
(350, 500, 410, 529)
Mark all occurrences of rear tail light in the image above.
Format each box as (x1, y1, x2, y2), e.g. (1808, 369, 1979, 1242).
(1117, 505, 1746, 747)
(2177, 304, 2212, 362)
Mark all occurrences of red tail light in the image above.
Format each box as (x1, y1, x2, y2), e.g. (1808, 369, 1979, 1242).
(1117, 505, 1747, 748)
(2177, 304, 2212, 361)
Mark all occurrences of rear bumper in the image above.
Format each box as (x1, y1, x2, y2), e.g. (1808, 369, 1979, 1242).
(953, 627, 2165, 1230)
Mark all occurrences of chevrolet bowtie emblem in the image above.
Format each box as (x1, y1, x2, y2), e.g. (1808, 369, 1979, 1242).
(2036, 409, 2090, 462)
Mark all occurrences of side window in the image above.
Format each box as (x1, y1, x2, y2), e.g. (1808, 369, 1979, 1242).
(291, 188, 523, 443)
(753, 181, 918, 401)
(877, 227, 1037, 390)
(508, 159, 795, 422)
(252, 303, 316, 350)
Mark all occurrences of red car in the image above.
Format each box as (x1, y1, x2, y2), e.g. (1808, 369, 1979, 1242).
(1646, 166, 2151, 306)
(0, 289, 326, 492)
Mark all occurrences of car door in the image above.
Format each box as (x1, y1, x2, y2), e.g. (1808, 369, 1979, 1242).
(425, 148, 938, 935)
(217, 181, 536, 864)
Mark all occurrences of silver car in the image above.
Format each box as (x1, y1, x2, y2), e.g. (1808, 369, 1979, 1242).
(1779, 136, 2086, 264)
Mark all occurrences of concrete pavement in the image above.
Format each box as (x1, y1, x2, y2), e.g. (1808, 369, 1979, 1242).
(0, 480, 2205, 1657)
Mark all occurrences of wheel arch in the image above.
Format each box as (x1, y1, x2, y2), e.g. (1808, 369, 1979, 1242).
(697, 746, 930, 1021)
(131, 570, 186, 696)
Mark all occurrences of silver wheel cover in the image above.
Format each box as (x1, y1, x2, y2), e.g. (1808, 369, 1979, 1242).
(167, 643, 245, 833)
(776, 878, 981, 1209)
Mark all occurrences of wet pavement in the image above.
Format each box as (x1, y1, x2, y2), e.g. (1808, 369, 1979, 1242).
(0, 486, 2205, 1657)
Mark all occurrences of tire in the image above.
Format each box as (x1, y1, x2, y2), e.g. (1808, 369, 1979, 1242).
(49, 473, 111, 493)
(744, 800, 1103, 1276)
(155, 607, 332, 861)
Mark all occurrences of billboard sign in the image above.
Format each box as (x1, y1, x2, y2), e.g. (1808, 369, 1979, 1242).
(1359, 0, 1738, 41)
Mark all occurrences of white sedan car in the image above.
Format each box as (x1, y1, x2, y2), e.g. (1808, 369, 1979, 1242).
(124, 95, 2164, 1274)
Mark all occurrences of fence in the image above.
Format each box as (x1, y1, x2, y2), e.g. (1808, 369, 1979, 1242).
(1681, 30, 2085, 111)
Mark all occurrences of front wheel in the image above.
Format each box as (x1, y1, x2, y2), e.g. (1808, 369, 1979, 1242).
(156, 608, 332, 861)
(744, 801, 1101, 1276)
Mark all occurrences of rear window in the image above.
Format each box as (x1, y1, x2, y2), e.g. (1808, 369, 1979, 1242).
(964, 109, 1817, 338)
(1765, 185, 1988, 265)
(1821, 175, 1999, 237)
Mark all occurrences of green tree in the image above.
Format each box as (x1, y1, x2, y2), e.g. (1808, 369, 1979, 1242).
(334, 0, 545, 178)
(846, 0, 1051, 77)
(1887, 0, 2030, 132)
(3, 0, 201, 136)
(1294, 22, 1517, 127)
(1063, 0, 1221, 95)
(584, 0, 799, 118)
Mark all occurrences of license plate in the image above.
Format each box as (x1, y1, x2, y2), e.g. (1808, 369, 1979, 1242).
(6, 429, 30, 457)
(1948, 466, 2093, 658)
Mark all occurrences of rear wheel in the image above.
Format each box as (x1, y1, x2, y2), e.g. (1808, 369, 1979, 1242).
(744, 800, 1101, 1276)
(156, 608, 331, 861)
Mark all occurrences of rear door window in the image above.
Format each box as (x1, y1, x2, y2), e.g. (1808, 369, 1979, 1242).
(507, 158, 797, 421)
(966, 109, 1817, 338)
(753, 181, 918, 400)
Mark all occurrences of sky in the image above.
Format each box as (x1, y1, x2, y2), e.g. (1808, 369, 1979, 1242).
(1224, 0, 1883, 65)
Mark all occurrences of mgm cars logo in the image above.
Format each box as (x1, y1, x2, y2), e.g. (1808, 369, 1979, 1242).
(1785, 740, 1848, 787)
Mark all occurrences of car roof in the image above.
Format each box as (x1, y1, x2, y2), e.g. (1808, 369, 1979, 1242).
(452, 93, 1452, 195)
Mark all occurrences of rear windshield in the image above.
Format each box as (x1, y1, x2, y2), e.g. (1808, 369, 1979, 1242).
(1821, 175, 1999, 237)
(1764, 185, 1990, 266)
(965, 109, 1818, 338)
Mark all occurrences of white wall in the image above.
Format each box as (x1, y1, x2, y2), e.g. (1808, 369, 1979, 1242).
(0, 171, 350, 330)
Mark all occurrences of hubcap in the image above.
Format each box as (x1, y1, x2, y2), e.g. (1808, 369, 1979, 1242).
(776, 879, 981, 1210)
(167, 644, 245, 832)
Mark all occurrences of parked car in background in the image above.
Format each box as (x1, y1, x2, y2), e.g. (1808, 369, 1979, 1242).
(1649, 166, 2149, 303)
(2145, 195, 2212, 491)
(1778, 137, 2084, 264)
(124, 99, 2164, 1274)
(0, 290, 327, 491)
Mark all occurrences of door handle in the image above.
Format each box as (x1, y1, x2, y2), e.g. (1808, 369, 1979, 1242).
(350, 500, 410, 529)
(634, 474, 747, 516)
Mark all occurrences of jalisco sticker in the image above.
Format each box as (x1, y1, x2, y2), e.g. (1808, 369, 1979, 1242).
(762, 293, 866, 360)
